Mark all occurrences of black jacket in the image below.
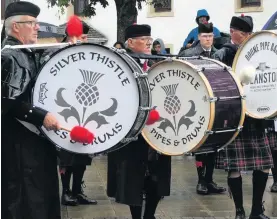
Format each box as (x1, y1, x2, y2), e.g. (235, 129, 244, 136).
(107, 49, 171, 206)
(179, 41, 217, 57)
(1, 36, 60, 219)
(212, 43, 238, 67)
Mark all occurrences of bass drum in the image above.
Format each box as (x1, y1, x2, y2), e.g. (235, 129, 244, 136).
(233, 31, 277, 119)
(142, 57, 245, 155)
(33, 43, 151, 155)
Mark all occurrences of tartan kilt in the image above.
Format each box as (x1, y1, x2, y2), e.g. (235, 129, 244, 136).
(216, 131, 273, 172)
(267, 131, 277, 150)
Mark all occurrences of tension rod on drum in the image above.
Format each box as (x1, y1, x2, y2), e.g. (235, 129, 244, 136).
(205, 126, 243, 135)
(209, 95, 245, 102)
(186, 150, 217, 156)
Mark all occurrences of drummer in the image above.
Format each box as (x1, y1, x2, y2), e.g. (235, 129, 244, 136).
(1, 2, 61, 218)
(179, 22, 218, 58)
(212, 15, 273, 219)
(107, 24, 171, 219)
(179, 22, 226, 195)
(40, 19, 98, 206)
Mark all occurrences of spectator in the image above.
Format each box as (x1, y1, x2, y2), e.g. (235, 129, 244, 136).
(181, 9, 221, 51)
(151, 38, 167, 55)
(113, 41, 125, 49)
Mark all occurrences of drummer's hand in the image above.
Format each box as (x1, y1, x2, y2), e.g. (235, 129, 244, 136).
(43, 113, 61, 131)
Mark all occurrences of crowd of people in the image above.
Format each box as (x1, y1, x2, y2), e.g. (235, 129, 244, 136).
(1, 2, 276, 219)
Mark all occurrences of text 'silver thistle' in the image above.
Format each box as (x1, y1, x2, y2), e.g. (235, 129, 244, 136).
(75, 69, 104, 107)
(162, 84, 181, 115)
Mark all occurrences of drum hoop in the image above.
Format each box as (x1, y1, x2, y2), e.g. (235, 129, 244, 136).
(104, 51, 151, 153)
(32, 43, 147, 155)
(232, 30, 277, 119)
(206, 57, 246, 148)
(141, 58, 216, 156)
(122, 52, 151, 135)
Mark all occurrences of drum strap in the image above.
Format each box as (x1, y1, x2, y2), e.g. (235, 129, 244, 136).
(16, 119, 42, 136)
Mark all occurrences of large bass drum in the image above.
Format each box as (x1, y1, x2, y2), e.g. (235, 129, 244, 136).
(33, 44, 151, 155)
(142, 57, 245, 155)
(233, 31, 277, 119)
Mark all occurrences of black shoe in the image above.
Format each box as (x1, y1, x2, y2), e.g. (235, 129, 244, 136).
(75, 193, 98, 205)
(143, 217, 156, 219)
(61, 189, 78, 206)
(235, 208, 246, 219)
(196, 181, 208, 195)
(207, 181, 226, 194)
(271, 182, 277, 193)
(249, 213, 270, 219)
(249, 201, 270, 219)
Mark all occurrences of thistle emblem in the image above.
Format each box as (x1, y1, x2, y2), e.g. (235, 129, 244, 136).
(156, 83, 197, 137)
(55, 69, 118, 130)
(162, 84, 181, 130)
(75, 70, 104, 122)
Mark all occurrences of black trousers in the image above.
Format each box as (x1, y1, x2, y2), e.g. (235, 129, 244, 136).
(195, 153, 216, 183)
(60, 165, 86, 195)
(129, 176, 161, 219)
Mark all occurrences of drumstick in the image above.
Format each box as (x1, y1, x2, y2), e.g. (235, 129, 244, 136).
(60, 126, 95, 144)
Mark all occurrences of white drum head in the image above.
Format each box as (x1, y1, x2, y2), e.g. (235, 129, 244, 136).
(33, 44, 139, 154)
(142, 60, 213, 155)
(233, 31, 277, 118)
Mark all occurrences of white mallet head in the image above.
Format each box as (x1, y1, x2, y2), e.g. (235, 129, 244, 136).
(238, 66, 256, 85)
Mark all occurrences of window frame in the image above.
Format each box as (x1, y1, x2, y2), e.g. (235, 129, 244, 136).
(235, 0, 263, 13)
(241, 0, 261, 7)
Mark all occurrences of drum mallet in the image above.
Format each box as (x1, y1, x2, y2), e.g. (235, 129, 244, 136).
(61, 126, 94, 144)
(238, 66, 256, 84)
(66, 15, 83, 44)
(146, 108, 160, 125)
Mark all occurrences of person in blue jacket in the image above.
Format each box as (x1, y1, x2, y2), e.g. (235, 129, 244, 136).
(183, 9, 221, 49)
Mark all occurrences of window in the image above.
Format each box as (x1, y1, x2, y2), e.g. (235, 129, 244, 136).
(154, 0, 172, 12)
(147, 0, 174, 18)
(241, 0, 261, 7)
(1, 0, 19, 20)
(235, 0, 263, 13)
